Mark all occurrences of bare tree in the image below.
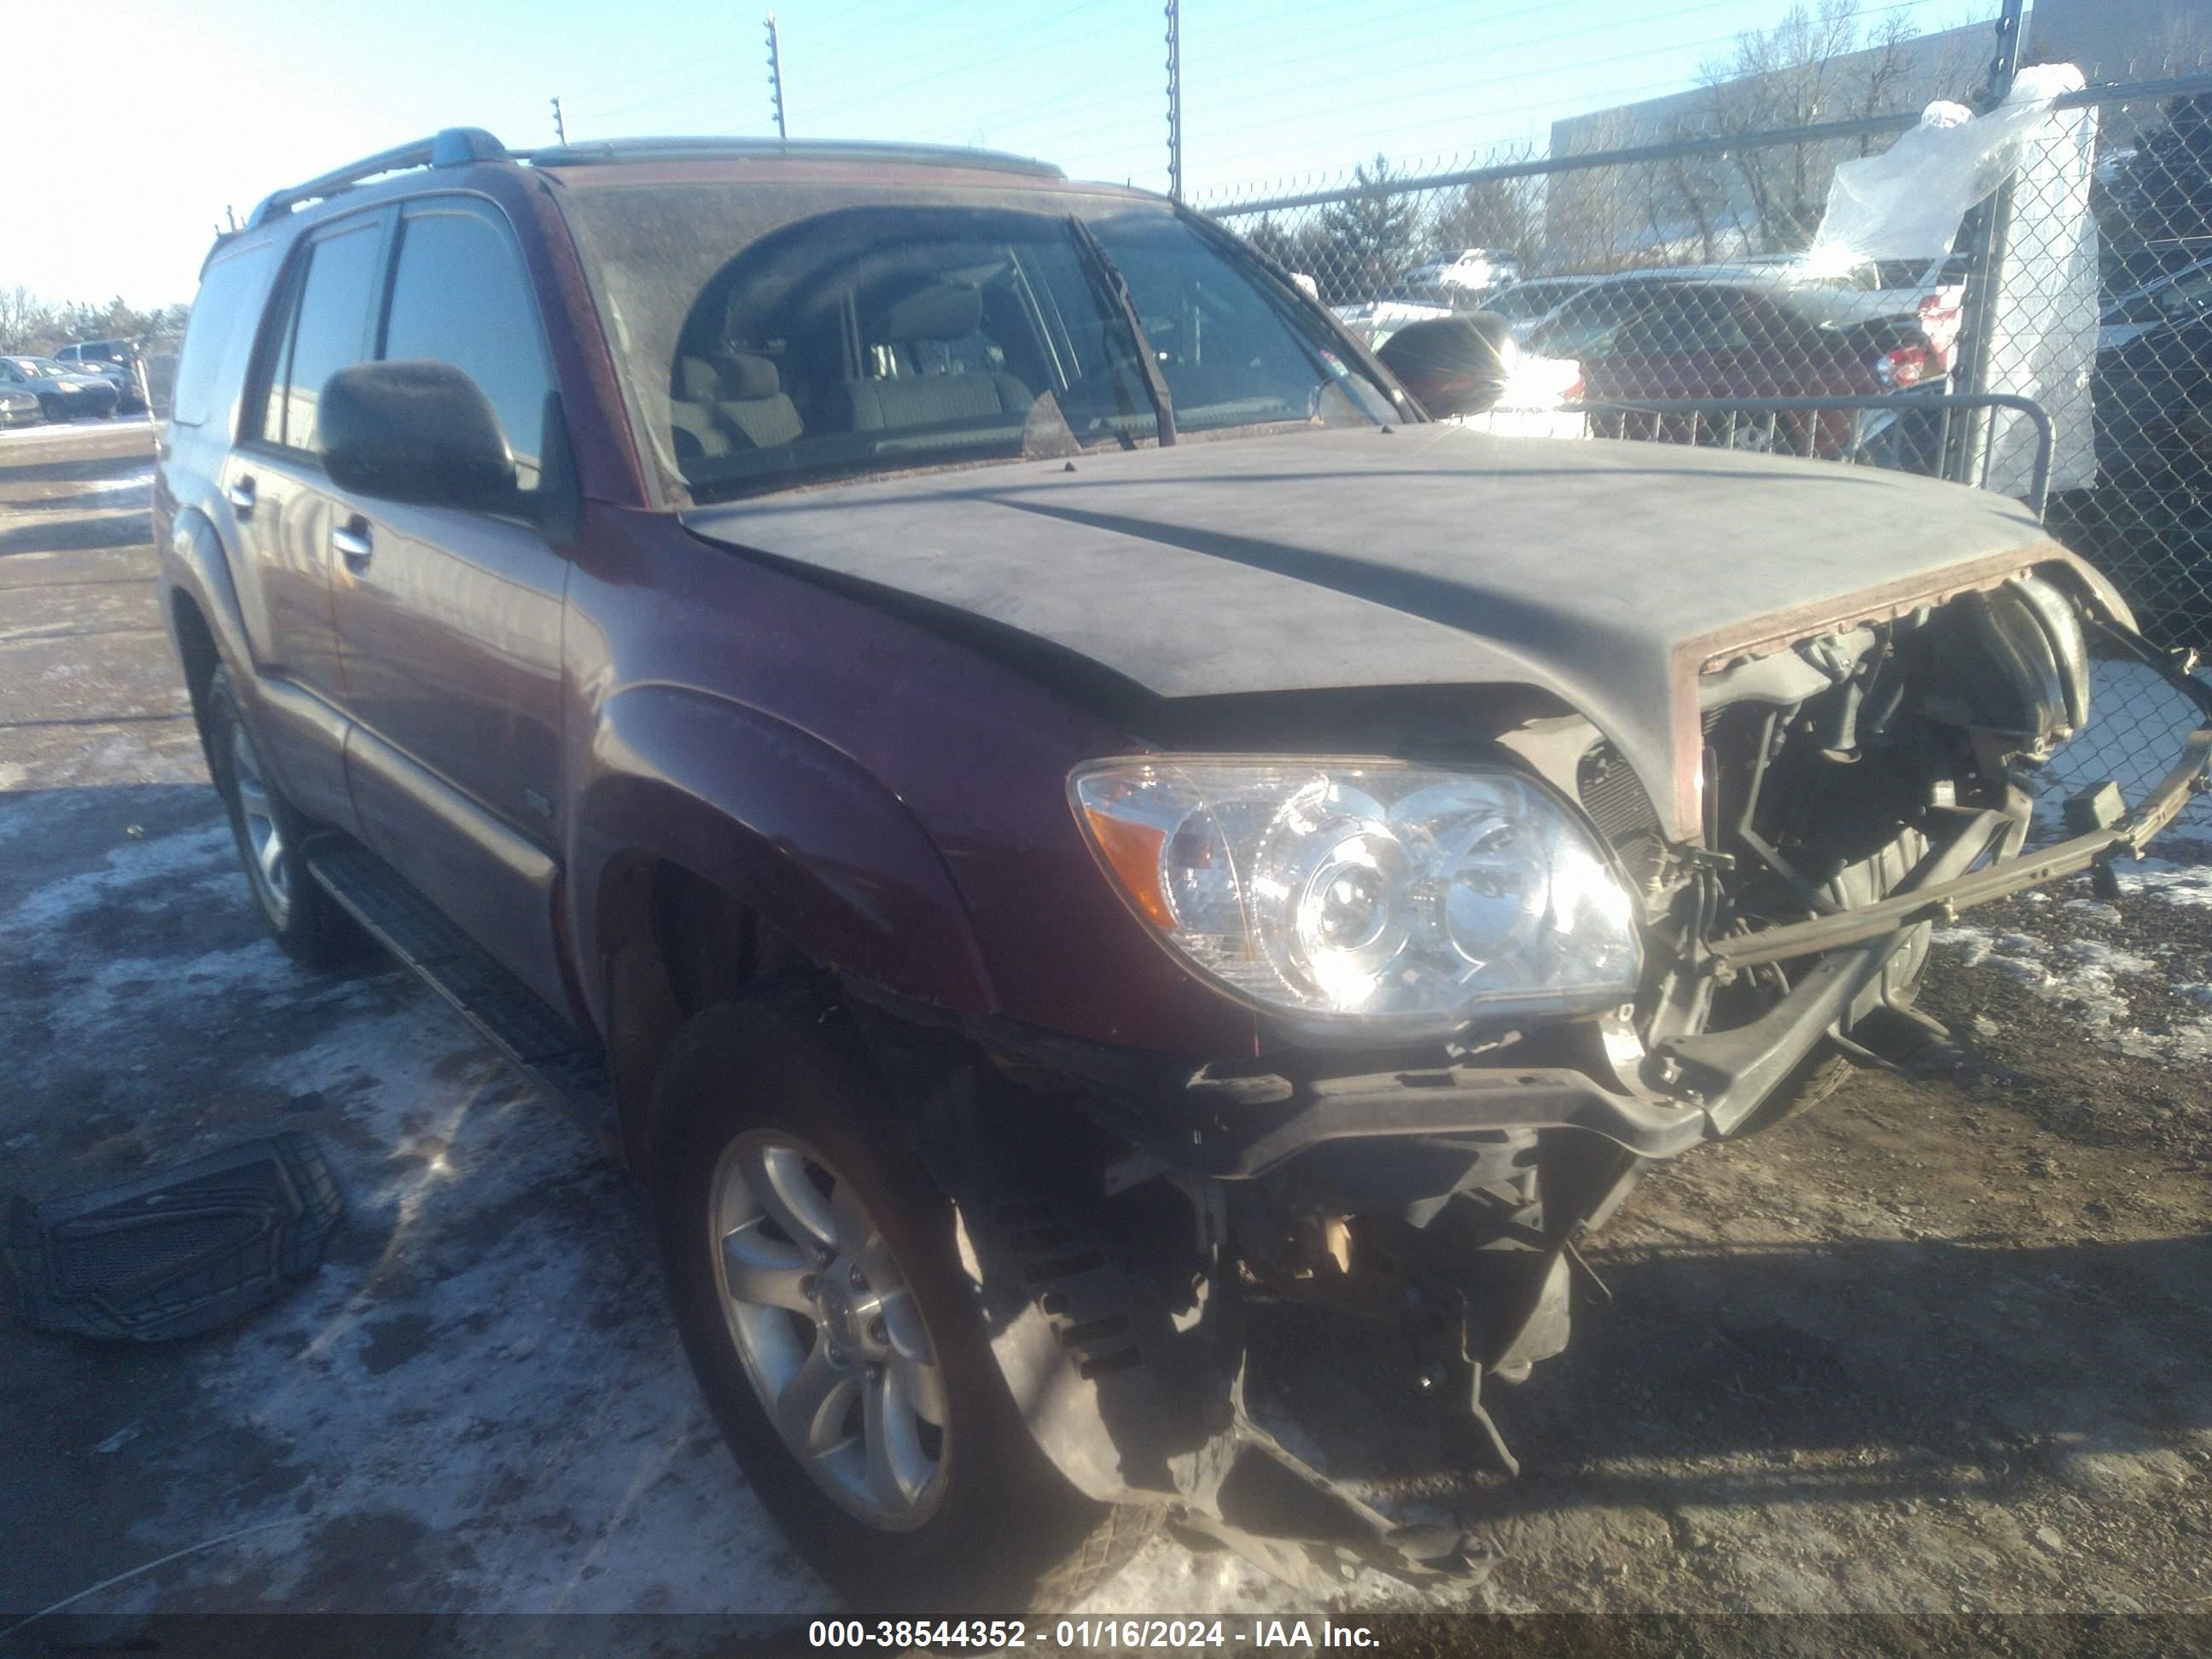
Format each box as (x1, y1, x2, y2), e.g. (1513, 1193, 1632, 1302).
(0, 287, 57, 355)
(1696, 0, 1930, 254)
(1424, 143, 1544, 271)
(1544, 109, 1669, 272)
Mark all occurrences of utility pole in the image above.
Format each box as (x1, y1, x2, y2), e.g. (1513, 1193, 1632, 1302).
(550, 96, 568, 143)
(1164, 0, 1183, 202)
(765, 12, 789, 140)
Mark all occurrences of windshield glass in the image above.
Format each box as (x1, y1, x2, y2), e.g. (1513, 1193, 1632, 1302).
(555, 180, 1395, 504)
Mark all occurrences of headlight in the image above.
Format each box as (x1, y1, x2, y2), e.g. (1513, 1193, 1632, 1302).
(1070, 757, 1641, 1033)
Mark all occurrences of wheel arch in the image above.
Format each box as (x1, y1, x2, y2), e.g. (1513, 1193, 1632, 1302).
(160, 508, 252, 731)
(573, 684, 998, 1179)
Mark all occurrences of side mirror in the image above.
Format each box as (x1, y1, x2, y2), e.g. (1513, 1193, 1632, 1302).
(1375, 313, 1516, 418)
(318, 360, 517, 512)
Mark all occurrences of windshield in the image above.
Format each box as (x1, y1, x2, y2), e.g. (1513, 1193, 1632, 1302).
(555, 181, 1395, 504)
(4, 358, 57, 379)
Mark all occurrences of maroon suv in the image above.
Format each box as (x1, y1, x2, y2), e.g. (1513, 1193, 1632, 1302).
(154, 128, 2211, 1610)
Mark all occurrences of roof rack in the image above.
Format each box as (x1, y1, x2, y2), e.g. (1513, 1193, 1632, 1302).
(515, 136, 1064, 179)
(236, 129, 1069, 237)
(244, 126, 508, 229)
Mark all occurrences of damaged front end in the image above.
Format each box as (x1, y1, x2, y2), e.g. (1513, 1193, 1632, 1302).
(852, 562, 2212, 1592)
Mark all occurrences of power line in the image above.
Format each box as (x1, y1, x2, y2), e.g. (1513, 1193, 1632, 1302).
(1173, 0, 1962, 133)
(796, 2, 1126, 121)
(1185, 0, 1965, 166)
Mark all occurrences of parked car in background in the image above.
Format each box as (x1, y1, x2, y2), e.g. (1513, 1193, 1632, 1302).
(1856, 253, 1970, 374)
(1330, 281, 1479, 347)
(0, 386, 38, 428)
(2047, 309, 2212, 644)
(1480, 275, 1602, 341)
(1405, 246, 1519, 291)
(2099, 253, 2212, 352)
(55, 337, 148, 410)
(0, 356, 121, 421)
(1526, 272, 1942, 462)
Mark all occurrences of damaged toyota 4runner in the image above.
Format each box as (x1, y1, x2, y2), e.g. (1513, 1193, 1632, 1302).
(156, 130, 2212, 1610)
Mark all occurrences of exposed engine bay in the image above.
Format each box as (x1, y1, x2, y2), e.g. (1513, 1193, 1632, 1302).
(853, 564, 2212, 1591)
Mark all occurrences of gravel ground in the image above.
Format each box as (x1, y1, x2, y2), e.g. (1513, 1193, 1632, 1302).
(3, 422, 2207, 1648)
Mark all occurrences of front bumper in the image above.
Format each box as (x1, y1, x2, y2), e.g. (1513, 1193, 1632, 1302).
(883, 626, 2212, 1185)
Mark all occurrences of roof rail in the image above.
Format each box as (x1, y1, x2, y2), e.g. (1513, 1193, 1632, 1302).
(244, 126, 508, 229)
(515, 136, 1064, 180)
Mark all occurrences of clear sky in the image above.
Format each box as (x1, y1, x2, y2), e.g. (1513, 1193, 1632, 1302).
(10, 0, 1982, 309)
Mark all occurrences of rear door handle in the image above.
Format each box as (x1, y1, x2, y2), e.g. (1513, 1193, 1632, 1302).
(224, 477, 256, 516)
(332, 517, 373, 569)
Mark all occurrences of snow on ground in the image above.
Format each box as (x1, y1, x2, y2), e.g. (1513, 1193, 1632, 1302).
(0, 800, 830, 1622)
(0, 799, 1491, 1625)
(1931, 860, 2212, 1067)
(50, 468, 154, 509)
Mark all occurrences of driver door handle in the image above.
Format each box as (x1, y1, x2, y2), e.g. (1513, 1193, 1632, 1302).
(332, 517, 373, 569)
(224, 476, 256, 516)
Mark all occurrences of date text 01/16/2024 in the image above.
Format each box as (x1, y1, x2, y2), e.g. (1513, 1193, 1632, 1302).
(806, 1619, 1382, 1649)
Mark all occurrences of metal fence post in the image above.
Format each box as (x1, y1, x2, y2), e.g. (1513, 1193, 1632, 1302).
(1945, 0, 2030, 486)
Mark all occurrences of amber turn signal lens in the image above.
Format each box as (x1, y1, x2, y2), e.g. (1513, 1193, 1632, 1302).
(1080, 808, 1174, 929)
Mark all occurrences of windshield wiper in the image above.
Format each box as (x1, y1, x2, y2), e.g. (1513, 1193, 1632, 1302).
(1068, 216, 1175, 447)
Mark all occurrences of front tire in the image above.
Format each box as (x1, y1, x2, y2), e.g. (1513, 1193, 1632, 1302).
(204, 666, 362, 966)
(650, 987, 1152, 1613)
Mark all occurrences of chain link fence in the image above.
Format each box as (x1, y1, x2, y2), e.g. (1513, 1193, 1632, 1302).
(1199, 60, 2212, 824)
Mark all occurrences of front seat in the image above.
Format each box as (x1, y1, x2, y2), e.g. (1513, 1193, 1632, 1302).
(830, 284, 1032, 431)
(670, 352, 803, 471)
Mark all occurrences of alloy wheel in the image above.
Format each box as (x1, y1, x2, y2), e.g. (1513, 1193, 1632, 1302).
(709, 1131, 950, 1529)
(228, 719, 293, 922)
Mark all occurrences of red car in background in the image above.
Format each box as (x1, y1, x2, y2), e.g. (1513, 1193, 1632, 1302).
(1527, 272, 1939, 461)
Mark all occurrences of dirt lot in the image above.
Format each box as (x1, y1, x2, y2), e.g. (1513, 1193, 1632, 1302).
(2, 422, 2208, 1646)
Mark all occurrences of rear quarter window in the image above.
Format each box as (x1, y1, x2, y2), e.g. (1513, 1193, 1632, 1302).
(172, 243, 276, 429)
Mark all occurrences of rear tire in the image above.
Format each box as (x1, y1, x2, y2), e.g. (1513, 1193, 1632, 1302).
(650, 987, 1153, 1613)
(205, 666, 364, 967)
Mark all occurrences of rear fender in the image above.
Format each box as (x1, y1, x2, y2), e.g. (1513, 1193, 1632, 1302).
(159, 508, 250, 719)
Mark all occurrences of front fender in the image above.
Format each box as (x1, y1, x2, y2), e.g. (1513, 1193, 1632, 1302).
(570, 682, 996, 1030)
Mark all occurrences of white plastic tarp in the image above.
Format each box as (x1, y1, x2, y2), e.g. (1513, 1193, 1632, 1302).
(1802, 65, 2100, 497)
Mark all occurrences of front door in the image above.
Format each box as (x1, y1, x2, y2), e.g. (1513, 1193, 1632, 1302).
(326, 195, 572, 1012)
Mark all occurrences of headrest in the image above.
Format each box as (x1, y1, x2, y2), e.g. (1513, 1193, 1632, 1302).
(676, 356, 719, 401)
(874, 283, 982, 343)
(719, 352, 781, 400)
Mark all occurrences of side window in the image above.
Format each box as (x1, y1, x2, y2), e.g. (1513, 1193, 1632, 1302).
(171, 243, 273, 429)
(381, 204, 553, 486)
(265, 218, 385, 453)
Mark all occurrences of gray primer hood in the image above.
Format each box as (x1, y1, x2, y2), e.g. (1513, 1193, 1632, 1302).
(683, 428, 2085, 838)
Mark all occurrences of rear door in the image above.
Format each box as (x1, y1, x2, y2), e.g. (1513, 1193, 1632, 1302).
(222, 208, 393, 829)
(326, 194, 572, 1011)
